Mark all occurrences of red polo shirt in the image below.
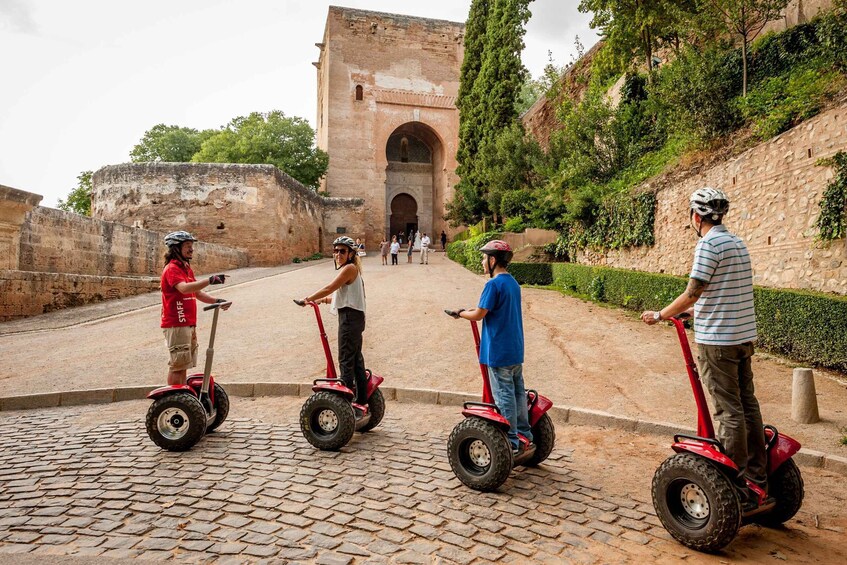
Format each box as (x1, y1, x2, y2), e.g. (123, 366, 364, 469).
(161, 260, 197, 328)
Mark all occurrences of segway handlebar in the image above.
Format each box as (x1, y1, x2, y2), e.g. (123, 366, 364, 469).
(203, 301, 232, 311)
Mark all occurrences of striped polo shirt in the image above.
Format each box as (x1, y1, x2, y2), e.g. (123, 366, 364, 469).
(689, 225, 757, 346)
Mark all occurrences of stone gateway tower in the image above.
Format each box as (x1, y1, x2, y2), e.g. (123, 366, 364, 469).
(315, 7, 465, 246)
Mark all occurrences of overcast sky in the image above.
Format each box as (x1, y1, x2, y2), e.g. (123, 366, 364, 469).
(0, 0, 598, 207)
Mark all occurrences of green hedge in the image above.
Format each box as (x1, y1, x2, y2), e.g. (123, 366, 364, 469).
(447, 232, 502, 274)
(507, 263, 553, 286)
(508, 262, 847, 372)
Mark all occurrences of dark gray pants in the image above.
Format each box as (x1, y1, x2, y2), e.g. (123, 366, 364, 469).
(697, 342, 768, 491)
(338, 307, 367, 404)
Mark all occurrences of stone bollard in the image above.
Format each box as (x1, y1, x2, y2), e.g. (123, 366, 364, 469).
(791, 368, 820, 424)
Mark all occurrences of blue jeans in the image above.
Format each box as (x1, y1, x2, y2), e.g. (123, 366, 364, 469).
(487, 364, 533, 450)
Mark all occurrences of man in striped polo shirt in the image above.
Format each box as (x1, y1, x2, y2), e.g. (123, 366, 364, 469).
(641, 187, 768, 508)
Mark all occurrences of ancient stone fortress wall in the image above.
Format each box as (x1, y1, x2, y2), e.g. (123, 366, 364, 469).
(577, 102, 847, 295)
(315, 7, 464, 246)
(19, 207, 246, 276)
(92, 163, 365, 264)
(0, 183, 250, 322)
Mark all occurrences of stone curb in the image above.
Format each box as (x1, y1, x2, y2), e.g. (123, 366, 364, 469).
(1, 383, 845, 476)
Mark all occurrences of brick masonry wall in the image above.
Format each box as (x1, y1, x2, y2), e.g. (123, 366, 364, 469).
(0, 270, 160, 321)
(576, 102, 847, 295)
(315, 7, 464, 245)
(19, 207, 249, 276)
(92, 163, 362, 266)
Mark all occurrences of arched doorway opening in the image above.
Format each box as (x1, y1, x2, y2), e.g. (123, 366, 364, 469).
(384, 122, 444, 241)
(389, 193, 418, 242)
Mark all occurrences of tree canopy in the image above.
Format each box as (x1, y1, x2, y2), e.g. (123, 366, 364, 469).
(130, 124, 215, 163)
(449, 0, 533, 225)
(192, 111, 328, 189)
(56, 171, 92, 216)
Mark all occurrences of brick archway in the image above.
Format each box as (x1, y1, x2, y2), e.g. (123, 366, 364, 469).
(389, 193, 418, 242)
(384, 122, 442, 241)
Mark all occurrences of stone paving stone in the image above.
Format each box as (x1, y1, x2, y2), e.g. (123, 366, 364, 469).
(0, 412, 713, 563)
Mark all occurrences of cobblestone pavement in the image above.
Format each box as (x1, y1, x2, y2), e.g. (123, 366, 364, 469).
(1, 399, 844, 564)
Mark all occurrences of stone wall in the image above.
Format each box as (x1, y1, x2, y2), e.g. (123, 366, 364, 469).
(19, 207, 248, 276)
(576, 102, 847, 295)
(315, 7, 464, 245)
(0, 270, 160, 321)
(92, 163, 363, 264)
(0, 185, 41, 270)
(322, 198, 367, 250)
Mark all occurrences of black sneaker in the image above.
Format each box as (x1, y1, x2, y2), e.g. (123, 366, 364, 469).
(742, 496, 776, 517)
(512, 442, 535, 457)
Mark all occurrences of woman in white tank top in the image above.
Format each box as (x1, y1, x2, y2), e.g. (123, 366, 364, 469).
(299, 237, 368, 404)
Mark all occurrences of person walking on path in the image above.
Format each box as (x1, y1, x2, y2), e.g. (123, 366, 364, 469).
(298, 236, 369, 407)
(406, 238, 414, 263)
(641, 187, 769, 512)
(441, 230, 447, 251)
(160, 230, 230, 386)
(390, 236, 400, 266)
(420, 233, 431, 264)
(447, 240, 533, 455)
(379, 237, 389, 266)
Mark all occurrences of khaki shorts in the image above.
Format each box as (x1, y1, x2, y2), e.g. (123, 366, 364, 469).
(163, 326, 198, 371)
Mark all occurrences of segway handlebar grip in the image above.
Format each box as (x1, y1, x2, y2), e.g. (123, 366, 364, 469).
(203, 301, 232, 311)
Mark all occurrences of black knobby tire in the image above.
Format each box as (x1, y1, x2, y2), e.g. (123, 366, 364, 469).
(359, 388, 385, 432)
(146, 392, 207, 452)
(207, 383, 229, 432)
(300, 391, 356, 451)
(652, 453, 742, 553)
(527, 412, 555, 466)
(447, 417, 513, 492)
(753, 459, 804, 527)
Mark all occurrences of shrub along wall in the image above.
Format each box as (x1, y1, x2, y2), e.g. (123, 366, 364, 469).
(506, 261, 847, 373)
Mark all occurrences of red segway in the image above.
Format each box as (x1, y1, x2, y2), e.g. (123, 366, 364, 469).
(652, 314, 804, 552)
(443, 310, 555, 491)
(146, 301, 232, 451)
(294, 300, 385, 450)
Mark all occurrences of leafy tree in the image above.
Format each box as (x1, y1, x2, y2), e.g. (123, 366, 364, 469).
(578, 0, 683, 77)
(192, 111, 329, 189)
(475, 122, 548, 219)
(130, 124, 215, 162)
(707, 0, 790, 95)
(450, 0, 533, 225)
(57, 171, 92, 216)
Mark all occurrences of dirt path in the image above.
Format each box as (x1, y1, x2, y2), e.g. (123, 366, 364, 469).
(1, 252, 845, 456)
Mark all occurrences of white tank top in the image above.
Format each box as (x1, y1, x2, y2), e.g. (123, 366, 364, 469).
(331, 270, 366, 314)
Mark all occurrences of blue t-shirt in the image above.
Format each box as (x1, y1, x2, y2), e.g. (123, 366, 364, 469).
(478, 273, 524, 367)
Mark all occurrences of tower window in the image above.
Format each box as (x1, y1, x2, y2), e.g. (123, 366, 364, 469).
(355, 85, 363, 101)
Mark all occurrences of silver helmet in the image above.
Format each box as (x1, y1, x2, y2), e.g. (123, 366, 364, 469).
(689, 187, 729, 221)
(332, 236, 357, 251)
(164, 230, 197, 247)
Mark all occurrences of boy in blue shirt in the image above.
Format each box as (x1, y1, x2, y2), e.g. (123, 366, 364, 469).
(449, 240, 533, 455)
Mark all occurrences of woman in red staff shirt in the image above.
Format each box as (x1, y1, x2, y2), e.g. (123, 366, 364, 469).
(160, 231, 230, 385)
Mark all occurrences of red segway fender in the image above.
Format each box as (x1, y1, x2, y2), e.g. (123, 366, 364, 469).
(366, 372, 384, 397)
(312, 378, 355, 400)
(461, 402, 511, 431)
(671, 438, 739, 472)
(766, 430, 801, 474)
(146, 384, 196, 400)
(527, 390, 553, 427)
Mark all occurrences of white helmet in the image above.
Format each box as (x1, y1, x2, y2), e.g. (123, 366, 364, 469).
(689, 187, 729, 221)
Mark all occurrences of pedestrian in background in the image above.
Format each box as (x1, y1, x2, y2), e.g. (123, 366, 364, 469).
(390, 236, 400, 266)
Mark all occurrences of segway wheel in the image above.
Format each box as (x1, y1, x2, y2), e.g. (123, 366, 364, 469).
(300, 391, 356, 451)
(146, 392, 207, 452)
(206, 383, 229, 433)
(652, 453, 741, 553)
(527, 412, 555, 466)
(753, 458, 804, 527)
(359, 388, 385, 432)
(447, 417, 513, 492)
